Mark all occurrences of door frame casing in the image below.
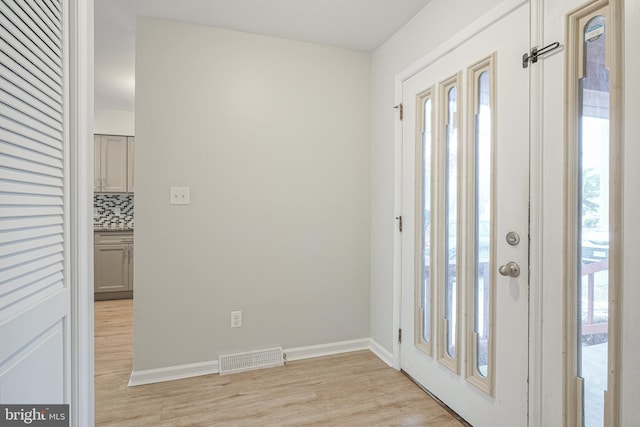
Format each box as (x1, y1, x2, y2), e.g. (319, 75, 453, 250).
(392, 0, 544, 424)
(68, 0, 95, 425)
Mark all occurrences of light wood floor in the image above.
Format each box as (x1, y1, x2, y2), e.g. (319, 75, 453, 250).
(95, 299, 464, 426)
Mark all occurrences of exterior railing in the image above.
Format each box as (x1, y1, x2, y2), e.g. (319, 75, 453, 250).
(581, 259, 608, 335)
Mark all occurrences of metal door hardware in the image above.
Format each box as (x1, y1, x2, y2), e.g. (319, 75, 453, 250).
(499, 261, 521, 278)
(506, 231, 520, 246)
(523, 42, 561, 68)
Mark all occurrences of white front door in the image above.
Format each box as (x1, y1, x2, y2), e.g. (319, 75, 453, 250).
(399, 3, 530, 426)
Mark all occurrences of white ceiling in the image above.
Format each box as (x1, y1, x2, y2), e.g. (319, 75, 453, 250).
(94, 0, 432, 111)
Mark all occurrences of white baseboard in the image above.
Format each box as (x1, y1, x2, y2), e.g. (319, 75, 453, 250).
(128, 337, 392, 387)
(284, 338, 370, 362)
(368, 338, 395, 368)
(128, 360, 218, 387)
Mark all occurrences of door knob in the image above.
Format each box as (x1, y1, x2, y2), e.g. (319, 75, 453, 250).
(499, 261, 520, 277)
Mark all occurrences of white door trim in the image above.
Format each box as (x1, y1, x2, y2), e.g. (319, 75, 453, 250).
(528, 0, 544, 426)
(68, 0, 94, 425)
(392, 0, 543, 422)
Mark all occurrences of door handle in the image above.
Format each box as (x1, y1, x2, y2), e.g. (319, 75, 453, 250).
(499, 261, 520, 278)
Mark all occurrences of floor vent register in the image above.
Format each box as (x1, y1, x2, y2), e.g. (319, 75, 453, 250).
(218, 347, 284, 375)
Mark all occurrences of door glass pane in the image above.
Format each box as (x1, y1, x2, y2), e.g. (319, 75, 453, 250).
(578, 15, 609, 427)
(445, 86, 458, 358)
(475, 71, 491, 377)
(421, 98, 433, 344)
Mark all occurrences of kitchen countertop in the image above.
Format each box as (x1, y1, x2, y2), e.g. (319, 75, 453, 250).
(94, 226, 134, 232)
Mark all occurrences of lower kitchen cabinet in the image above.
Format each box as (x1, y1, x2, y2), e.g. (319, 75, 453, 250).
(94, 231, 133, 300)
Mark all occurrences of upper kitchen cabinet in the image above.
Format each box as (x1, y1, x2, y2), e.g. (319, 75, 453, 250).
(127, 136, 135, 192)
(94, 134, 134, 193)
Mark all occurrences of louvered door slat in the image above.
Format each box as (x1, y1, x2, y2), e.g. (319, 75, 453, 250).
(1, 224, 63, 242)
(0, 88, 62, 134)
(0, 153, 62, 178)
(1, 138, 63, 172)
(41, 0, 61, 24)
(0, 5, 62, 71)
(0, 37, 62, 97)
(0, 215, 62, 231)
(19, 0, 61, 47)
(0, 116, 61, 149)
(0, 128, 62, 159)
(0, 205, 62, 218)
(0, 193, 62, 206)
(0, 94, 63, 139)
(0, 266, 62, 299)
(0, 242, 62, 270)
(17, 0, 61, 45)
(0, 181, 63, 197)
(0, 272, 63, 312)
(0, 50, 62, 109)
(0, 234, 62, 257)
(0, 75, 63, 123)
(46, 0, 61, 14)
(0, 267, 61, 298)
(0, 19, 62, 85)
(4, 0, 62, 55)
(1, 252, 63, 283)
(0, 168, 63, 188)
(28, 0, 60, 41)
(0, 3, 62, 68)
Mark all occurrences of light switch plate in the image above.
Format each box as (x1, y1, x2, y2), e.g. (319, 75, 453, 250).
(231, 311, 242, 328)
(170, 187, 190, 205)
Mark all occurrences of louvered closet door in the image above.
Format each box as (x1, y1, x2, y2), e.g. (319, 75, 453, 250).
(0, 0, 70, 405)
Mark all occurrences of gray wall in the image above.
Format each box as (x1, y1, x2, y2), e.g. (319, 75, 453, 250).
(134, 18, 371, 370)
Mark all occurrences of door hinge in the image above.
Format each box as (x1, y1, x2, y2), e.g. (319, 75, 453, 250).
(398, 328, 402, 344)
(395, 215, 403, 232)
(394, 103, 403, 121)
(522, 41, 561, 68)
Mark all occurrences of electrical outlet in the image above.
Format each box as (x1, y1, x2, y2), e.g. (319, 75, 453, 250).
(170, 187, 190, 205)
(231, 311, 242, 328)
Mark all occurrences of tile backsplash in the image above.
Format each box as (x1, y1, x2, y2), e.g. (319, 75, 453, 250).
(94, 194, 134, 229)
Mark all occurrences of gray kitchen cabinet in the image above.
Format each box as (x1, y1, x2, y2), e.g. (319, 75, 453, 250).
(94, 232, 133, 300)
(127, 136, 135, 192)
(94, 134, 133, 193)
(93, 135, 101, 192)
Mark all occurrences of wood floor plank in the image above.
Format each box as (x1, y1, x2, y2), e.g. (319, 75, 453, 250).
(95, 300, 463, 426)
